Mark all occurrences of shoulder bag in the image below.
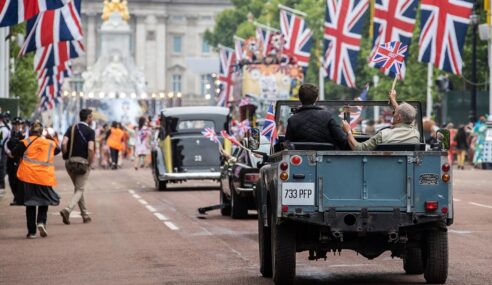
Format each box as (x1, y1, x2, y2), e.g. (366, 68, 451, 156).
(66, 124, 89, 175)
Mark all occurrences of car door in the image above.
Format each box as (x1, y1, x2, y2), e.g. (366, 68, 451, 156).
(231, 149, 251, 191)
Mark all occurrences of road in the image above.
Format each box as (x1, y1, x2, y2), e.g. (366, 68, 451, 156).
(1, 159, 492, 285)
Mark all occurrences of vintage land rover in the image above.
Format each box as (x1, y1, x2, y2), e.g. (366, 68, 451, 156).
(250, 100, 452, 285)
(151, 106, 230, 191)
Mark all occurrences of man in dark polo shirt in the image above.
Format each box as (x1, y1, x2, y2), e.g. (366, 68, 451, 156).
(60, 109, 95, 224)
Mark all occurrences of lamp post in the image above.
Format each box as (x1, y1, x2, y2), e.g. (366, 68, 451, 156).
(470, 7, 479, 122)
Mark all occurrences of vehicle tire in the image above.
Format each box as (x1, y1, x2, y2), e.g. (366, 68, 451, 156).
(156, 179, 167, 191)
(220, 188, 231, 216)
(403, 248, 424, 274)
(271, 208, 296, 285)
(258, 209, 272, 277)
(231, 187, 248, 219)
(423, 230, 448, 284)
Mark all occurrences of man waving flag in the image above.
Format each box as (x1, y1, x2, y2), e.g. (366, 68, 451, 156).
(371, 41, 408, 80)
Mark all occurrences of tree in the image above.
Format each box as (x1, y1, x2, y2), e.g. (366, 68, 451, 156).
(9, 24, 38, 117)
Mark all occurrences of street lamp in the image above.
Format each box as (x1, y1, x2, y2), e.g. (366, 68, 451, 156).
(470, 8, 479, 122)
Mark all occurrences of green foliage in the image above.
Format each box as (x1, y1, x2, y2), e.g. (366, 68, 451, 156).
(206, 0, 490, 103)
(9, 24, 37, 117)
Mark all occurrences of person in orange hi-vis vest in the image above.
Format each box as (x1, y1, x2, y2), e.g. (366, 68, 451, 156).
(12, 121, 61, 239)
(106, 121, 125, 169)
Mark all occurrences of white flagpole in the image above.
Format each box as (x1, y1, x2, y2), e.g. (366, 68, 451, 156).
(319, 66, 325, 100)
(278, 4, 307, 17)
(426, 63, 433, 118)
(253, 21, 280, 32)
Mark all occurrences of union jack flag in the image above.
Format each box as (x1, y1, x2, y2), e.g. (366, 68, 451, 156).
(0, 0, 71, 27)
(322, 0, 369, 88)
(371, 41, 408, 79)
(280, 7, 313, 68)
(261, 104, 278, 145)
(369, 0, 417, 79)
(20, 0, 83, 55)
(37, 61, 72, 81)
(234, 36, 244, 62)
(34, 40, 84, 71)
(38, 82, 62, 111)
(217, 46, 236, 107)
(256, 25, 274, 57)
(236, 119, 250, 138)
(418, 0, 473, 75)
(201, 128, 220, 144)
(220, 130, 241, 147)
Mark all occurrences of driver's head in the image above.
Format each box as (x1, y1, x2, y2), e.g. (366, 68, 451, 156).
(393, 102, 416, 125)
(298, 84, 319, 106)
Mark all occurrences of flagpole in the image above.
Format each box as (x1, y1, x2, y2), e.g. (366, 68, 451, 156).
(278, 4, 307, 17)
(218, 44, 234, 52)
(233, 35, 245, 41)
(253, 21, 280, 32)
(426, 63, 433, 118)
(319, 66, 325, 101)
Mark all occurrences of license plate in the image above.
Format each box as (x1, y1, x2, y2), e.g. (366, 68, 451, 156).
(281, 183, 315, 206)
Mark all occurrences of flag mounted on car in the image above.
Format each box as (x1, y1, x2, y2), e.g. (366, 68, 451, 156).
(220, 130, 242, 147)
(261, 104, 278, 145)
(201, 128, 220, 144)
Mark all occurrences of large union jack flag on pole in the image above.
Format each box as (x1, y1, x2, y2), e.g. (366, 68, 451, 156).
(20, 0, 83, 55)
(418, 0, 473, 75)
(255, 24, 276, 57)
(34, 40, 84, 71)
(322, 0, 369, 88)
(261, 104, 278, 145)
(369, 0, 417, 79)
(217, 45, 236, 107)
(0, 0, 71, 27)
(233, 36, 245, 62)
(371, 41, 408, 79)
(279, 5, 313, 69)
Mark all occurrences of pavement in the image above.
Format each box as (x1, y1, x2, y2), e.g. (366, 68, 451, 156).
(1, 159, 492, 285)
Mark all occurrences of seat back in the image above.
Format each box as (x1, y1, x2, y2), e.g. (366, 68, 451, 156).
(374, 143, 426, 151)
(287, 142, 335, 151)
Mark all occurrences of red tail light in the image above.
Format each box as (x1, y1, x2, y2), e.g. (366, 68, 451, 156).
(441, 207, 448, 214)
(281, 205, 289, 212)
(280, 162, 289, 171)
(425, 201, 439, 212)
(442, 163, 450, 172)
(244, 173, 260, 183)
(290, 155, 302, 166)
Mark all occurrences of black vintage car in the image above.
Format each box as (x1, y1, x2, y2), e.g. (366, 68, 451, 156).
(220, 138, 270, 219)
(151, 106, 230, 191)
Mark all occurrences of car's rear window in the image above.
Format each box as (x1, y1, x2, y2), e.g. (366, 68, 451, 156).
(177, 120, 215, 131)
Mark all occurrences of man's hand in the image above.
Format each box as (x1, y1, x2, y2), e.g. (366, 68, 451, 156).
(341, 120, 352, 134)
(388, 89, 398, 110)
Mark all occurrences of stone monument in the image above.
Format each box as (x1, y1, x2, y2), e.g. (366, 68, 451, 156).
(82, 0, 146, 123)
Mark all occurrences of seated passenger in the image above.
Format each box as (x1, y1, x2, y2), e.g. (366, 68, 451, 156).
(342, 90, 420, 151)
(285, 83, 347, 149)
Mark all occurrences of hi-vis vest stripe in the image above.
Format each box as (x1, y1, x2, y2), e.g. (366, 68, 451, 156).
(22, 137, 55, 166)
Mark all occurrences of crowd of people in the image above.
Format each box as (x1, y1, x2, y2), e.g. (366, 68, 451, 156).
(0, 110, 156, 239)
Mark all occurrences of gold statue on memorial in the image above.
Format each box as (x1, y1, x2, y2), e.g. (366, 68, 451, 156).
(102, 0, 130, 22)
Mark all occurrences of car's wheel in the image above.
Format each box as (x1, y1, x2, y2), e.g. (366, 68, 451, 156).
(220, 186, 231, 216)
(403, 247, 424, 274)
(156, 179, 167, 191)
(423, 230, 448, 284)
(231, 186, 248, 219)
(258, 207, 272, 277)
(271, 206, 296, 285)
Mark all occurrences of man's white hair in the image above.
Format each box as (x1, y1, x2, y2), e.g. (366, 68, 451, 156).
(397, 102, 417, 124)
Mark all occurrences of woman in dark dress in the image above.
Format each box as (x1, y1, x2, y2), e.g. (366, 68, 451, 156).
(12, 122, 60, 238)
(454, 125, 469, 170)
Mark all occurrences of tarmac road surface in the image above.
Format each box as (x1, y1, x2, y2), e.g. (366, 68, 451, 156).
(1, 159, 491, 285)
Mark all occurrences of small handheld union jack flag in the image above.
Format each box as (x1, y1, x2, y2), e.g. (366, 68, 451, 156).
(371, 41, 408, 80)
(201, 128, 220, 144)
(261, 104, 278, 145)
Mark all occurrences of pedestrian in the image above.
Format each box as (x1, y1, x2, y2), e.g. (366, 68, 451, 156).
(0, 113, 11, 190)
(106, 121, 125, 169)
(59, 109, 95, 225)
(4, 117, 26, 205)
(454, 125, 469, 170)
(134, 116, 151, 170)
(12, 121, 60, 238)
(446, 123, 457, 165)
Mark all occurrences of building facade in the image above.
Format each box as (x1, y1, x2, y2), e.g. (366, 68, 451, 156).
(77, 0, 230, 105)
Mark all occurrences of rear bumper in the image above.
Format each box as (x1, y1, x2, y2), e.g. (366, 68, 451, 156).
(281, 210, 447, 232)
(159, 172, 221, 181)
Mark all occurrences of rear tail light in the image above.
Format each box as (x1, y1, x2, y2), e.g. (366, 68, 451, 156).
(290, 155, 302, 166)
(442, 173, 450, 183)
(442, 163, 450, 172)
(244, 173, 260, 183)
(441, 207, 448, 214)
(425, 201, 439, 212)
(281, 205, 289, 213)
(280, 172, 289, 181)
(280, 162, 289, 171)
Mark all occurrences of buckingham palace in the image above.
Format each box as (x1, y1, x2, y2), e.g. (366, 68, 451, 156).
(74, 0, 231, 105)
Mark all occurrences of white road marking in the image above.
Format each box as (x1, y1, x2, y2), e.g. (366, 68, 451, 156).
(164, 221, 179, 231)
(132, 194, 141, 199)
(453, 198, 461, 202)
(128, 190, 135, 194)
(449, 229, 473, 235)
(138, 199, 148, 205)
(154, 212, 168, 221)
(146, 205, 157, 212)
(469, 202, 492, 209)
